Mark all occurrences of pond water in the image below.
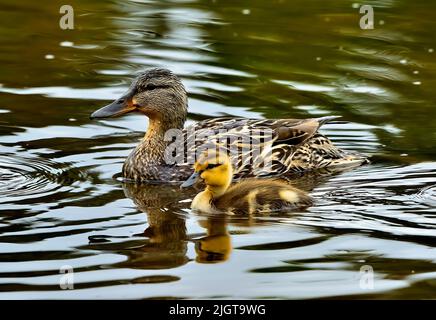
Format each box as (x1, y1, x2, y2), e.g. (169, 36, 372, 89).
(0, 0, 435, 299)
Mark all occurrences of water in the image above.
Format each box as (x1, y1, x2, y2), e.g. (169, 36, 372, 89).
(0, 0, 435, 299)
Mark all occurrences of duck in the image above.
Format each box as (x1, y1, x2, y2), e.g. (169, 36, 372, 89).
(90, 68, 368, 182)
(180, 150, 313, 214)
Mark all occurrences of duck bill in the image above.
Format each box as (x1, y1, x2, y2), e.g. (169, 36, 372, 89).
(90, 90, 136, 119)
(180, 172, 201, 188)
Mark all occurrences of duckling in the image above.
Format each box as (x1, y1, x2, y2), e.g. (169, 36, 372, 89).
(90, 68, 368, 182)
(181, 150, 313, 214)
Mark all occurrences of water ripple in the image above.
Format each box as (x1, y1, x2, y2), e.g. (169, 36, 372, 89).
(0, 154, 84, 204)
(413, 185, 436, 207)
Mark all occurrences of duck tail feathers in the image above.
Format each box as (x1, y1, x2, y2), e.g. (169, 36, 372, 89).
(329, 153, 370, 170)
(316, 115, 342, 126)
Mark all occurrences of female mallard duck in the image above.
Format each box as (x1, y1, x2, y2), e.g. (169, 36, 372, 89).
(90, 68, 368, 182)
(181, 150, 313, 214)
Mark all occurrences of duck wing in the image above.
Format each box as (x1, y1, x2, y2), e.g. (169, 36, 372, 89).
(180, 116, 341, 178)
(186, 115, 340, 147)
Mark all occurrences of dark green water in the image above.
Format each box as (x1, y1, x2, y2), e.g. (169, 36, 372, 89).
(0, 0, 435, 298)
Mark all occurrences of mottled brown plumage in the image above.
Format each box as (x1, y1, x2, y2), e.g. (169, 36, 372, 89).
(90, 68, 368, 182)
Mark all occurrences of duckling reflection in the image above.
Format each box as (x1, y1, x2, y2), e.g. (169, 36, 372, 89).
(195, 216, 231, 264)
(119, 163, 348, 268)
(119, 182, 197, 269)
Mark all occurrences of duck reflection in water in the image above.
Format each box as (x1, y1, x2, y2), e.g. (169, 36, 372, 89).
(122, 182, 232, 265)
(119, 164, 347, 267)
(119, 182, 195, 269)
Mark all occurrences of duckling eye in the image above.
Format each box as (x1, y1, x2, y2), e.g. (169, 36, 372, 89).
(206, 163, 220, 170)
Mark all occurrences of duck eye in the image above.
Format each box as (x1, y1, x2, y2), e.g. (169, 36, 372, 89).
(146, 84, 157, 90)
(206, 163, 220, 170)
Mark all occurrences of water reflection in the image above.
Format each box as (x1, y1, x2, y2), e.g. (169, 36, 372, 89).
(122, 183, 231, 266)
(195, 216, 231, 264)
(118, 183, 191, 269)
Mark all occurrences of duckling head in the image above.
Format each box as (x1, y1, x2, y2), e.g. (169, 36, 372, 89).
(181, 150, 233, 196)
(91, 68, 188, 130)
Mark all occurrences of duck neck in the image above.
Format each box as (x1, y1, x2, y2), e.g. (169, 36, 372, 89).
(191, 166, 232, 212)
(139, 112, 186, 162)
(205, 184, 229, 198)
(205, 166, 233, 199)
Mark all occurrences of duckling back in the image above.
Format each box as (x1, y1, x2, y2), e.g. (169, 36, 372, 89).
(214, 179, 313, 214)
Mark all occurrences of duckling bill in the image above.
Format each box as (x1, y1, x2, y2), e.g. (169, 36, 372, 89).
(181, 151, 313, 214)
